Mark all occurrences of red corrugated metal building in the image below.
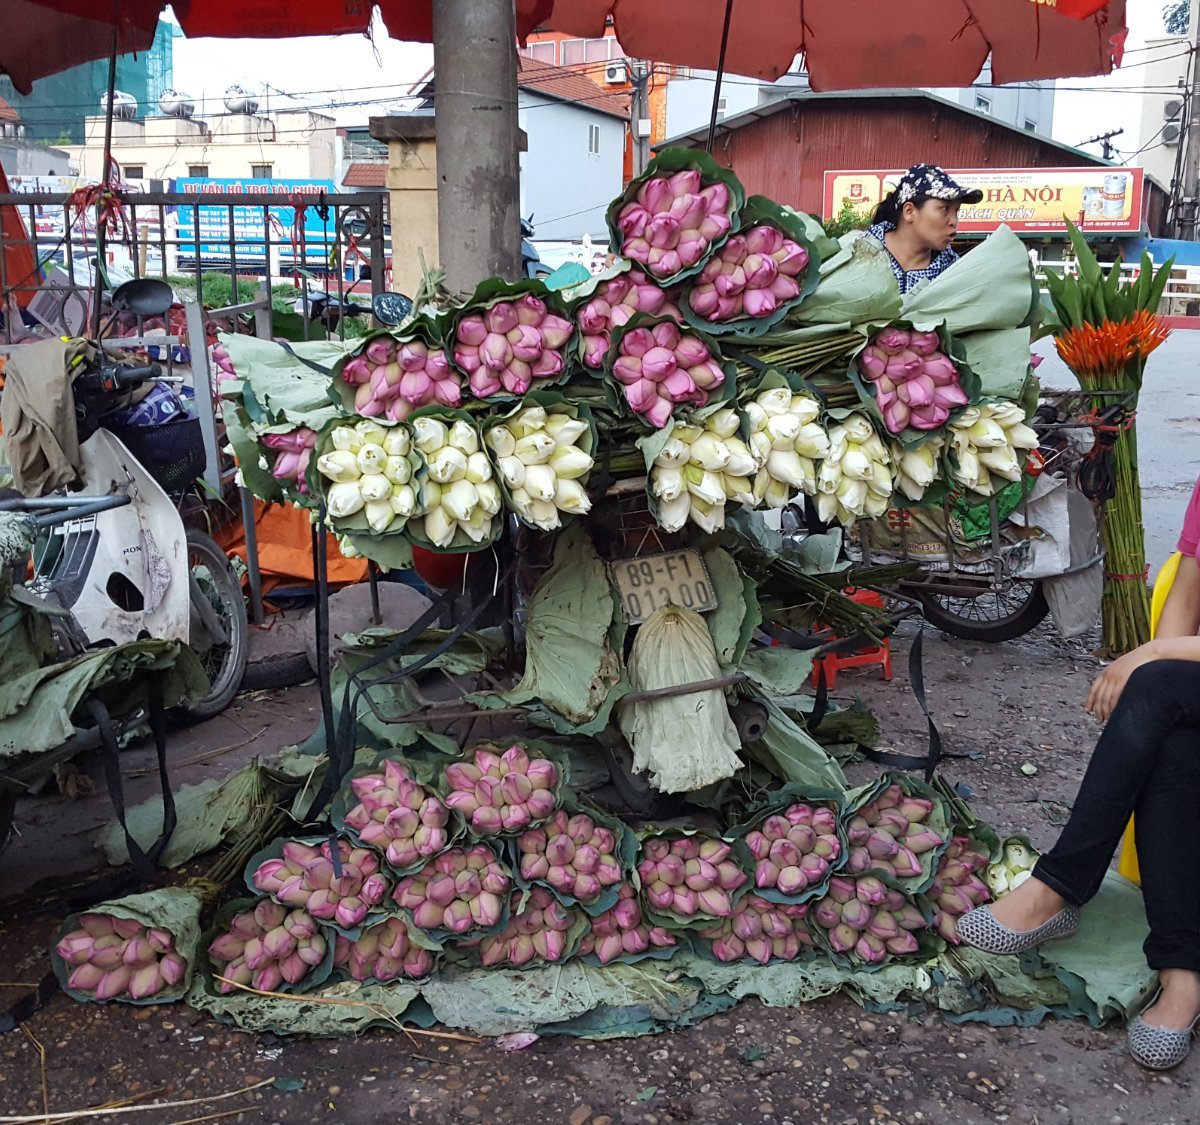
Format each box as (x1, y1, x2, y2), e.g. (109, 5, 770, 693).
(662, 90, 1168, 238)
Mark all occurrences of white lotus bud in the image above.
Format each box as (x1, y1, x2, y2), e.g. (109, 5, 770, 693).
(384, 455, 412, 485)
(424, 505, 457, 548)
(979, 448, 1022, 481)
(413, 417, 448, 454)
(863, 490, 890, 519)
(749, 431, 772, 463)
(462, 507, 495, 543)
(514, 433, 556, 466)
(688, 470, 727, 507)
(355, 420, 387, 449)
(442, 479, 480, 522)
(837, 477, 868, 514)
(427, 446, 469, 483)
(768, 449, 815, 490)
(840, 448, 873, 481)
(1006, 423, 1039, 450)
(755, 471, 794, 509)
(765, 413, 802, 449)
(867, 460, 893, 498)
(842, 414, 875, 443)
(330, 426, 359, 453)
(513, 405, 547, 435)
(794, 423, 830, 460)
(390, 483, 418, 518)
(706, 408, 740, 440)
(652, 466, 685, 502)
(1010, 870, 1033, 890)
(744, 402, 767, 429)
(364, 499, 395, 533)
(421, 480, 443, 509)
(816, 490, 839, 524)
(655, 437, 690, 467)
(900, 445, 938, 488)
(543, 414, 587, 445)
(448, 420, 480, 455)
(554, 478, 591, 515)
(316, 450, 361, 483)
(498, 456, 525, 490)
(523, 464, 557, 502)
(724, 438, 759, 479)
(756, 388, 792, 416)
(382, 428, 410, 457)
(359, 473, 392, 502)
(688, 433, 731, 473)
(465, 452, 493, 485)
(527, 500, 561, 530)
(656, 492, 691, 533)
(549, 445, 593, 480)
(327, 481, 366, 519)
(689, 497, 724, 533)
(787, 395, 821, 425)
(486, 425, 516, 458)
(356, 443, 387, 475)
(723, 474, 755, 505)
(475, 479, 503, 516)
(966, 418, 1007, 449)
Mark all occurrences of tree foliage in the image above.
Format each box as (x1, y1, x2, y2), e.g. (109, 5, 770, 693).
(1164, 0, 1189, 36)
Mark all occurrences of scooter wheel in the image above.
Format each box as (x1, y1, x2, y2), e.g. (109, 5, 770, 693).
(183, 529, 249, 719)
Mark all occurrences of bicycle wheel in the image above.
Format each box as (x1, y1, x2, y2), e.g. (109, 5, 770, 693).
(184, 529, 249, 718)
(918, 580, 1049, 643)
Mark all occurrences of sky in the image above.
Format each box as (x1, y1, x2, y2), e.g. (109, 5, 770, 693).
(166, 0, 1178, 160)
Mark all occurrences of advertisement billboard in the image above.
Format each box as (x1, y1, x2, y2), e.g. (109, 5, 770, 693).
(173, 177, 338, 265)
(822, 166, 1146, 235)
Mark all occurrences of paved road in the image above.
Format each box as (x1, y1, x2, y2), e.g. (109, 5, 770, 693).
(1032, 330, 1200, 579)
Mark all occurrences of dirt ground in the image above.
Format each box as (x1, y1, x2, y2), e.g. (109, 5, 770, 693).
(1, 620, 1196, 1125)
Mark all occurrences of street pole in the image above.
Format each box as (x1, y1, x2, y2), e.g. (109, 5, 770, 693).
(1179, 0, 1200, 239)
(432, 0, 522, 293)
(630, 60, 651, 176)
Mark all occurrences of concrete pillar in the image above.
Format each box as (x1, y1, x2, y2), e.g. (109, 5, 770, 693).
(432, 0, 522, 293)
(370, 116, 441, 300)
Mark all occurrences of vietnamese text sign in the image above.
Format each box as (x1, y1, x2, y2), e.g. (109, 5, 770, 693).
(822, 167, 1146, 235)
(173, 177, 337, 264)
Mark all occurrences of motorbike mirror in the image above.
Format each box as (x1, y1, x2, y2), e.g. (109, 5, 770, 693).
(109, 278, 174, 317)
(373, 292, 414, 326)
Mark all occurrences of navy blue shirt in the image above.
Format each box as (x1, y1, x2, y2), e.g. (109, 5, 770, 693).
(866, 221, 958, 294)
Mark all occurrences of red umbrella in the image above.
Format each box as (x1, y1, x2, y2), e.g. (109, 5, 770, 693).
(535, 0, 1127, 89)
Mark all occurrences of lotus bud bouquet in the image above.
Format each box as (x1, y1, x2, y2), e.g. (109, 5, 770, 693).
(647, 409, 758, 534)
(452, 287, 575, 399)
(210, 340, 237, 386)
(923, 835, 992, 944)
(844, 782, 947, 885)
(946, 401, 1039, 497)
(984, 838, 1038, 898)
(856, 326, 969, 433)
(609, 151, 743, 284)
(579, 883, 677, 965)
(575, 268, 682, 369)
(683, 197, 817, 330)
(484, 400, 596, 531)
(744, 386, 829, 508)
(339, 759, 451, 871)
(517, 807, 626, 911)
(207, 900, 330, 994)
(333, 915, 436, 981)
(697, 894, 813, 964)
(411, 415, 503, 549)
(249, 837, 391, 933)
(816, 413, 893, 525)
(338, 327, 462, 421)
(611, 317, 728, 429)
(892, 437, 946, 504)
(742, 800, 842, 899)
(314, 419, 421, 536)
(478, 887, 584, 967)
(443, 742, 561, 836)
(392, 845, 512, 938)
(810, 876, 927, 963)
(261, 427, 317, 495)
(637, 833, 748, 924)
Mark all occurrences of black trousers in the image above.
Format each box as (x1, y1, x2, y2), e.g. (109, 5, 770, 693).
(1034, 660, 1200, 972)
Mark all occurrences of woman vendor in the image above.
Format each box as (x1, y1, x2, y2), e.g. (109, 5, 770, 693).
(957, 480, 1200, 1071)
(865, 164, 982, 293)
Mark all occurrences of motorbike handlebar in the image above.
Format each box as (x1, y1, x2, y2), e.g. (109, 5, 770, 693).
(73, 361, 162, 396)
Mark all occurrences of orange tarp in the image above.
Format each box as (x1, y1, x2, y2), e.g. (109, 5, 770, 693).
(0, 160, 38, 307)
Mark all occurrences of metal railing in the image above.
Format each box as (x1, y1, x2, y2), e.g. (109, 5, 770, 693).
(1037, 258, 1200, 317)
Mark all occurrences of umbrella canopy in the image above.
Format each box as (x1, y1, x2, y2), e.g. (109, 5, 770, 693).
(537, 0, 1127, 89)
(2, 0, 1125, 95)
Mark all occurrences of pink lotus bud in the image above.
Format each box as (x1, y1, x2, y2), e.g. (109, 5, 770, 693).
(641, 345, 677, 383)
(505, 323, 542, 363)
(531, 350, 565, 380)
(159, 952, 187, 988)
(456, 316, 488, 347)
(366, 338, 396, 366)
(698, 181, 730, 212)
(569, 873, 599, 901)
(884, 401, 911, 433)
(687, 361, 723, 392)
(513, 293, 547, 327)
(714, 264, 746, 298)
(696, 887, 731, 917)
(908, 331, 940, 356)
(656, 249, 684, 277)
(689, 283, 720, 318)
(662, 367, 698, 402)
(866, 832, 900, 861)
(481, 332, 513, 372)
(579, 299, 611, 335)
(526, 789, 557, 820)
(855, 932, 888, 964)
(613, 354, 645, 387)
(744, 225, 784, 256)
(622, 236, 651, 262)
(776, 866, 808, 896)
(595, 932, 625, 964)
(454, 347, 483, 378)
(745, 831, 770, 861)
(582, 334, 609, 368)
(858, 346, 888, 381)
(614, 898, 642, 932)
(636, 176, 673, 212)
(484, 302, 517, 335)
(742, 252, 778, 289)
(769, 275, 801, 302)
(647, 213, 682, 251)
(813, 900, 841, 929)
(773, 241, 809, 277)
(677, 238, 708, 268)
(826, 923, 857, 954)
(868, 911, 901, 941)
(856, 876, 887, 906)
(905, 375, 937, 408)
(714, 295, 741, 320)
(672, 888, 700, 916)
(756, 860, 781, 889)
(397, 339, 428, 371)
(342, 356, 372, 385)
(539, 314, 574, 350)
(742, 288, 777, 319)
(642, 394, 674, 429)
(668, 191, 706, 229)
(875, 327, 912, 354)
(699, 212, 732, 242)
(799, 853, 829, 883)
(253, 858, 289, 892)
(619, 202, 650, 238)
(93, 966, 132, 1001)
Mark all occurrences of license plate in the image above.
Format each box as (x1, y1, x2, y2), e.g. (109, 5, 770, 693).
(609, 550, 718, 625)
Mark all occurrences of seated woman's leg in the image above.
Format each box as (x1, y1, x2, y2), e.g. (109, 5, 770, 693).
(987, 660, 1200, 933)
(1132, 726, 1200, 1030)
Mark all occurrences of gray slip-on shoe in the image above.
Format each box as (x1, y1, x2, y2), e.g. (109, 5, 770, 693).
(954, 903, 1080, 955)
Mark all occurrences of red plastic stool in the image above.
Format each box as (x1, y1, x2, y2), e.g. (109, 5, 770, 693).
(811, 588, 893, 690)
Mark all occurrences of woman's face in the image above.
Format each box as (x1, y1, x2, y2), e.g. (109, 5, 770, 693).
(903, 199, 961, 252)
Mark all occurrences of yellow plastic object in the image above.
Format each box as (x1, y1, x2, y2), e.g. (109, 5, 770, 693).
(1116, 552, 1182, 884)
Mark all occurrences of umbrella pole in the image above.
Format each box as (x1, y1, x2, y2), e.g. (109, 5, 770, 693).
(91, 18, 119, 338)
(705, 0, 735, 154)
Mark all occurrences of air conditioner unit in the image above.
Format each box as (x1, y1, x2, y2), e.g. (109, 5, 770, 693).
(604, 62, 628, 85)
(1165, 98, 1184, 121)
(1165, 122, 1182, 145)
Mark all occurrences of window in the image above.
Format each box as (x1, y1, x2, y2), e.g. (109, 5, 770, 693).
(521, 41, 557, 64)
(974, 95, 992, 114)
(251, 163, 273, 178)
(124, 165, 144, 179)
(716, 96, 728, 120)
(588, 123, 601, 156)
(187, 164, 209, 177)
(561, 36, 622, 66)
(1024, 118, 1037, 132)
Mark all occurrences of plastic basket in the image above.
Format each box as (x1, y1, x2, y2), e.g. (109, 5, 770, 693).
(104, 416, 207, 495)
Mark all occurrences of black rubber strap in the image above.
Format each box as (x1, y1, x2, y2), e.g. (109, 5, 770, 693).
(723, 344, 827, 405)
(276, 340, 336, 378)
